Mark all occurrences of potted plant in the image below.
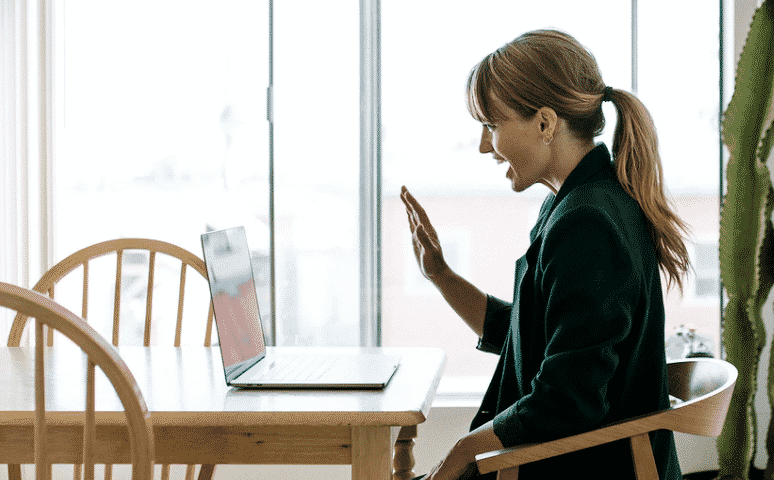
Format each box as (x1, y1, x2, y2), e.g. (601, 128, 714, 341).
(714, 0, 774, 479)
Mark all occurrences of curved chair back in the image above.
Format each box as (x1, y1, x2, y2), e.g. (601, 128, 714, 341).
(476, 358, 738, 479)
(7, 238, 214, 348)
(6, 239, 216, 480)
(0, 282, 154, 480)
(665, 357, 737, 437)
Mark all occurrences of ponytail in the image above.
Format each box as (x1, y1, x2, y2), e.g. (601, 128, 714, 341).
(607, 88, 691, 292)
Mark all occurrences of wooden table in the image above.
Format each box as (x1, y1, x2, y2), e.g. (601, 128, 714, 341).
(0, 345, 445, 480)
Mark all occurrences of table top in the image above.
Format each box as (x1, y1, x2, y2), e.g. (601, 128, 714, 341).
(0, 345, 446, 428)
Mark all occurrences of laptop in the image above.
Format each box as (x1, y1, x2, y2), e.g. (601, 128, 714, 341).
(200, 226, 401, 389)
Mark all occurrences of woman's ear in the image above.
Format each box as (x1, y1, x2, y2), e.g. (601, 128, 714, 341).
(536, 107, 558, 137)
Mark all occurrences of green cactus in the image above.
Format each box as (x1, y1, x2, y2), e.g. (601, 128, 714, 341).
(718, 1, 774, 478)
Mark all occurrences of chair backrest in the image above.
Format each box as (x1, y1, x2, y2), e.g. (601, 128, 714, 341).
(7, 238, 214, 348)
(664, 357, 737, 437)
(474, 357, 737, 478)
(0, 282, 154, 480)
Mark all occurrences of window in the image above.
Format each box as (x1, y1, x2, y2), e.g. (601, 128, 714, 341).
(271, 0, 361, 346)
(684, 239, 722, 305)
(54, 0, 269, 345)
(12, 1, 721, 368)
(639, 0, 721, 355)
(694, 242, 721, 299)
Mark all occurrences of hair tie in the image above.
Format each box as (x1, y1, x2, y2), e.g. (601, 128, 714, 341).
(602, 86, 614, 103)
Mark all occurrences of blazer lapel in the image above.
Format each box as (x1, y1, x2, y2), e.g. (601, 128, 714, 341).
(508, 143, 614, 396)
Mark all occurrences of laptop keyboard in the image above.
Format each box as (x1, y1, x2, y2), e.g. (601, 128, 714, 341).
(253, 356, 338, 382)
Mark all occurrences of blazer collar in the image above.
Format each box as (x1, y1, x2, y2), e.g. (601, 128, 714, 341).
(528, 143, 614, 242)
(549, 142, 614, 211)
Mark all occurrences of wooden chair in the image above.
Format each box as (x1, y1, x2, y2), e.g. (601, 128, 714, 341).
(0, 282, 154, 480)
(6, 239, 216, 480)
(475, 358, 738, 480)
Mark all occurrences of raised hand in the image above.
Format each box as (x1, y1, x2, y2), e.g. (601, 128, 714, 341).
(400, 186, 449, 281)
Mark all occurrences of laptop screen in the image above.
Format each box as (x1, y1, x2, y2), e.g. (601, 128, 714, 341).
(201, 227, 267, 382)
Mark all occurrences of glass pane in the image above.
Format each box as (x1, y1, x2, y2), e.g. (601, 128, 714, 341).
(696, 278, 720, 299)
(639, 0, 721, 355)
(55, 1, 269, 346)
(382, 1, 632, 377)
(272, 0, 360, 346)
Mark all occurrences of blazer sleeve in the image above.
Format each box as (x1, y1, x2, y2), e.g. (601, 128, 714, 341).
(477, 294, 512, 354)
(477, 193, 555, 355)
(492, 204, 640, 446)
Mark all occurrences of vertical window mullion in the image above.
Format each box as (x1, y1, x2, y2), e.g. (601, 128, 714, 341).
(2, 0, 19, 295)
(267, 0, 276, 347)
(719, 0, 726, 358)
(360, 0, 381, 347)
(632, 0, 638, 94)
(39, 0, 54, 279)
(19, 0, 30, 293)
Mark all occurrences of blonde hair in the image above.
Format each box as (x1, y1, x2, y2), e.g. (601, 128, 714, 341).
(467, 29, 690, 292)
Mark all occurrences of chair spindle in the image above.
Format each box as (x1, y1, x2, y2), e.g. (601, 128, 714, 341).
(113, 251, 123, 346)
(205, 303, 214, 347)
(35, 320, 47, 480)
(47, 286, 55, 347)
(175, 264, 187, 347)
(82, 260, 89, 320)
(144, 252, 156, 347)
(84, 360, 96, 480)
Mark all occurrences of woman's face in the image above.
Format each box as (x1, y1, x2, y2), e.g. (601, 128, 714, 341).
(478, 97, 557, 193)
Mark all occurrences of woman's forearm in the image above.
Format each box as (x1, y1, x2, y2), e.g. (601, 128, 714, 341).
(431, 267, 488, 338)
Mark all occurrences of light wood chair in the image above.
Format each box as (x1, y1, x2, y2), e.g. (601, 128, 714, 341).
(475, 358, 738, 480)
(6, 238, 216, 480)
(0, 281, 154, 480)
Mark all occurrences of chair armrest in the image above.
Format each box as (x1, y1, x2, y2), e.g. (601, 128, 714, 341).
(475, 409, 672, 474)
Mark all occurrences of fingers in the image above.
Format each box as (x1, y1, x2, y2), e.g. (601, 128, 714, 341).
(401, 187, 426, 221)
(401, 186, 433, 233)
(401, 186, 419, 231)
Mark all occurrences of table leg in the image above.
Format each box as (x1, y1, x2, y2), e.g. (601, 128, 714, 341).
(8, 464, 21, 480)
(197, 464, 216, 480)
(352, 426, 392, 480)
(393, 425, 417, 480)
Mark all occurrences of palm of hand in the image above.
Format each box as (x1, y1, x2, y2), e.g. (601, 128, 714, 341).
(414, 224, 445, 279)
(400, 187, 448, 280)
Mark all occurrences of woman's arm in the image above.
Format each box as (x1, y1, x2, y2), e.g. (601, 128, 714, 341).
(424, 420, 505, 480)
(429, 267, 488, 338)
(401, 186, 488, 337)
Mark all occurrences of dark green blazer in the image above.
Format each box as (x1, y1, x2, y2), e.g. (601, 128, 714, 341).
(470, 144, 681, 479)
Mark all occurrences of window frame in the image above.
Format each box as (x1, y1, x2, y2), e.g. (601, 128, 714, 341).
(2, 0, 728, 360)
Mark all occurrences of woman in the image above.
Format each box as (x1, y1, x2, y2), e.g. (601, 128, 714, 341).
(401, 29, 689, 480)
